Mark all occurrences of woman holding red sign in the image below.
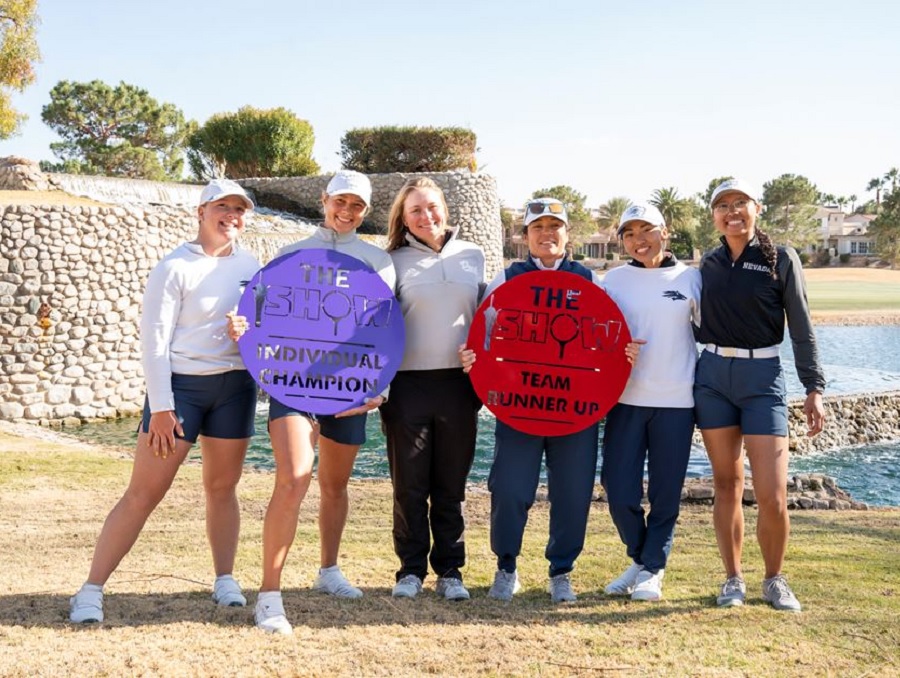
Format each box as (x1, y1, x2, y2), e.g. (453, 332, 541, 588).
(380, 178, 485, 601)
(694, 179, 825, 612)
(250, 170, 396, 634)
(465, 198, 605, 603)
(600, 202, 701, 602)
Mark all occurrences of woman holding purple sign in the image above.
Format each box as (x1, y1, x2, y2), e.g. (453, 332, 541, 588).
(380, 177, 485, 601)
(69, 179, 260, 624)
(252, 170, 396, 634)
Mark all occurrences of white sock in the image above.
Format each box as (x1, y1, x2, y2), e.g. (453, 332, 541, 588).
(257, 590, 282, 604)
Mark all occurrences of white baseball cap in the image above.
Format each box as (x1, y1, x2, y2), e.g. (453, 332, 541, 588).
(617, 203, 665, 237)
(199, 178, 254, 209)
(709, 178, 759, 208)
(326, 170, 372, 206)
(523, 198, 568, 228)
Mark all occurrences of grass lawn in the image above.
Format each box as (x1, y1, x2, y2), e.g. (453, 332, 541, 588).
(1, 431, 898, 677)
(803, 268, 900, 312)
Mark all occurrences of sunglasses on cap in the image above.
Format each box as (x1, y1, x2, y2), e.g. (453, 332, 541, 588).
(526, 201, 565, 216)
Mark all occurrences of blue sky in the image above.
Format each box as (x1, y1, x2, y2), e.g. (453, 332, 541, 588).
(3, 0, 898, 208)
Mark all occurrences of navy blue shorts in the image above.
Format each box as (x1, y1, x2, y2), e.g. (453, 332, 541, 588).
(141, 371, 257, 443)
(268, 397, 368, 446)
(693, 350, 788, 436)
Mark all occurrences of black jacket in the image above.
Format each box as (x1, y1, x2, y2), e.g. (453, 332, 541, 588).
(696, 236, 826, 395)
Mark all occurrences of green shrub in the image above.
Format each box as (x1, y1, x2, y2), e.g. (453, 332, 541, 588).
(798, 251, 810, 265)
(573, 252, 585, 261)
(340, 126, 476, 173)
(816, 251, 831, 266)
(839, 253, 851, 264)
(187, 106, 319, 180)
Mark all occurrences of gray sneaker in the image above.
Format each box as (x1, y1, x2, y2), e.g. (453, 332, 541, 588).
(549, 573, 577, 603)
(717, 576, 746, 607)
(762, 575, 802, 612)
(435, 577, 470, 601)
(605, 562, 644, 595)
(392, 574, 423, 599)
(488, 570, 520, 601)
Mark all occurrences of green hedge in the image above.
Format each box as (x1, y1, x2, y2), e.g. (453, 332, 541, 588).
(340, 126, 476, 173)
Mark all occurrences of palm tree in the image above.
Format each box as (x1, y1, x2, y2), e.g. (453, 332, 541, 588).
(597, 196, 632, 236)
(868, 177, 886, 212)
(849, 194, 858, 212)
(650, 186, 692, 232)
(885, 167, 900, 195)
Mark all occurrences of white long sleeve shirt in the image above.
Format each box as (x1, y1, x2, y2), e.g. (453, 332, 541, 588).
(602, 261, 701, 408)
(141, 242, 260, 413)
(390, 229, 485, 371)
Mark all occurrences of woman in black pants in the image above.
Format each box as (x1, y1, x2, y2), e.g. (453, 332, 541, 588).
(380, 178, 485, 600)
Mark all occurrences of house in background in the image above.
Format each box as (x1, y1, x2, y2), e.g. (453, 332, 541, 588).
(815, 207, 876, 257)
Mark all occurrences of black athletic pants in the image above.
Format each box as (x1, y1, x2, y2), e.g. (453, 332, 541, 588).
(380, 368, 481, 582)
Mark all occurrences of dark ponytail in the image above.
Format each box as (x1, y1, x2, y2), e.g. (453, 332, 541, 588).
(755, 226, 778, 280)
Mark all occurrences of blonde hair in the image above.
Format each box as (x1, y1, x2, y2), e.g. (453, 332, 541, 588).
(385, 177, 450, 252)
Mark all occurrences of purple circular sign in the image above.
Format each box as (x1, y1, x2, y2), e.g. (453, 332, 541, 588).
(237, 248, 405, 415)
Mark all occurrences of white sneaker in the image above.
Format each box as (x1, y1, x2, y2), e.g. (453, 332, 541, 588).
(549, 573, 577, 603)
(69, 583, 104, 623)
(255, 591, 292, 635)
(312, 566, 363, 599)
(605, 562, 644, 596)
(717, 576, 746, 607)
(762, 575, 802, 612)
(435, 577, 470, 601)
(392, 574, 423, 599)
(488, 570, 520, 601)
(631, 568, 664, 602)
(212, 574, 247, 607)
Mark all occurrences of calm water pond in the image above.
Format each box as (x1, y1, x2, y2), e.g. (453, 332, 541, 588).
(69, 326, 900, 507)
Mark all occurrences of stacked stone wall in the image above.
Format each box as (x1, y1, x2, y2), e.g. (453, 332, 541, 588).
(240, 171, 504, 279)
(0, 202, 301, 424)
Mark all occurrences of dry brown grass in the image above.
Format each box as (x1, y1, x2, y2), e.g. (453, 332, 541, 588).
(1, 430, 899, 677)
(0, 189, 108, 207)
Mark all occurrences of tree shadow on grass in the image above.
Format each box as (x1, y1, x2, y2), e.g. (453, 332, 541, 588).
(0, 587, 725, 630)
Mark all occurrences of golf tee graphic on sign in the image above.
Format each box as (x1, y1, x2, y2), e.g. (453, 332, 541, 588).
(237, 249, 404, 415)
(467, 271, 631, 436)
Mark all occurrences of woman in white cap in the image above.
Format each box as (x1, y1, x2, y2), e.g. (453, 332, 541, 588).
(251, 170, 395, 634)
(380, 177, 485, 602)
(600, 202, 701, 602)
(463, 198, 618, 604)
(695, 178, 825, 612)
(69, 179, 261, 624)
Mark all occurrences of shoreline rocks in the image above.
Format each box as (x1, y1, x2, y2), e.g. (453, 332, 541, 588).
(590, 473, 869, 510)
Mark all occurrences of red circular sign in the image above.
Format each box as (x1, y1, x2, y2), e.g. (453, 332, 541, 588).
(467, 270, 631, 436)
